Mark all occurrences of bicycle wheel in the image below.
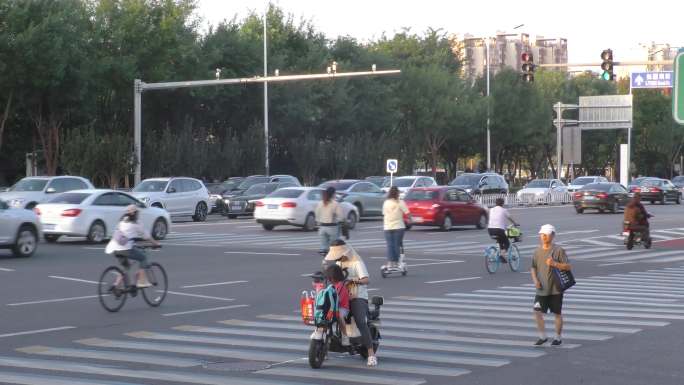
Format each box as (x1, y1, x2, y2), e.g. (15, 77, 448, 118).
(508, 244, 521, 272)
(98, 266, 128, 312)
(484, 246, 500, 274)
(141, 262, 168, 307)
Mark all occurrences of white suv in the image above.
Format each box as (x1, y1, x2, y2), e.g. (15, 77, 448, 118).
(0, 199, 41, 257)
(131, 177, 210, 222)
(0, 176, 94, 210)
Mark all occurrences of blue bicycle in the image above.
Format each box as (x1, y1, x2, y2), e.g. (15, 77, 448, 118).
(485, 226, 522, 273)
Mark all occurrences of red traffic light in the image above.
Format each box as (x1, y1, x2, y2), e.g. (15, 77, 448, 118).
(521, 52, 533, 62)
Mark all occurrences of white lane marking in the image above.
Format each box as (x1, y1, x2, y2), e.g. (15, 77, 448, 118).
(558, 230, 599, 235)
(180, 280, 248, 289)
(406, 261, 464, 268)
(601, 250, 684, 262)
(234, 225, 263, 229)
(162, 304, 248, 317)
(7, 295, 98, 306)
(649, 234, 673, 240)
(17, 345, 204, 368)
(223, 251, 301, 256)
(81, 247, 105, 250)
(0, 326, 75, 339)
(486, 287, 679, 302)
(166, 291, 234, 301)
(524, 282, 684, 294)
(653, 229, 684, 236)
(171, 221, 242, 227)
(0, 371, 146, 385)
(446, 292, 680, 310)
(257, 367, 426, 385)
(0, 267, 16, 272)
(599, 262, 636, 266)
(580, 239, 620, 246)
(49, 275, 99, 284)
(425, 276, 481, 284)
(653, 256, 684, 263)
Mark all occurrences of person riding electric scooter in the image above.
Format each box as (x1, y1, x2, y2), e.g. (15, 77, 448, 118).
(623, 193, 652, 249)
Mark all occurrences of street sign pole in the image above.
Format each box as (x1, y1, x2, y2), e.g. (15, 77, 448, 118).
(674, 49, 684, 125)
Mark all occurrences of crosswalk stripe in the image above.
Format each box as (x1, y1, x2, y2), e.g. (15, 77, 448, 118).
(16, 345, 202, 367)
(653, 229, 684, 236)
(648, 234, 673, 240)
(218, 320, 580, 348)
(381, 306, 668, 327)
(174, 325, 545, 358)
(258, 314, 610, 341)
(561, 247, 614, 256)
(460, 291, 678, 307)
(0, 356, 302, 385)
(480, 286, 677, 304)
(286, 357, 471, 377)
(572, 249, 637, 260)
(579, 239, 618, 246)
(0, 371, 144, 385)
(609, 273, 684, 283)
(127, 331, 509, 367)
(256, 367, 426, 385)
(522, 282, 684, 294)
(384, 299, 684, 320)
(652, 256, 684, 263)
(406, 296, 684, 314)
(628, 271, 684, 278)
(581, 276, 684, 287)
(600, 250, 683, 262)
(77, 338, 297, 363)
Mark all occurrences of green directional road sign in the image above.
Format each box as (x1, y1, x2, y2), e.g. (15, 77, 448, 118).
(675, 49, 684, 124)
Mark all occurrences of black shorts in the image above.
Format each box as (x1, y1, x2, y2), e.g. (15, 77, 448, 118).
(534, 294, 563, 315)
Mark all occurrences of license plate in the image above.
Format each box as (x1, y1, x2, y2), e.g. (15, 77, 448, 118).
(412, 216, 423, 223)
(622, 232, 630, 236)
(584, 196, 595, 200)
(268, 204, 278, 210)
(43, 224, 56, 230)
(641, 188, 649, 192)
(231, 203, 241, 209)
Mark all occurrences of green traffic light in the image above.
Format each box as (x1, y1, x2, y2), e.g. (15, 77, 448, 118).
(601, 71, 612, 81)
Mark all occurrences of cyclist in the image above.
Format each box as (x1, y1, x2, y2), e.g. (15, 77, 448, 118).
(104, 205, 160, 287)
(487, 197, 519, 263)
(315, 186, 343, 255)
(624, 193, 651, 241)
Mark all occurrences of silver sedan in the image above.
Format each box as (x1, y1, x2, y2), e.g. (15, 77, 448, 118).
(319, 180, 386, 218)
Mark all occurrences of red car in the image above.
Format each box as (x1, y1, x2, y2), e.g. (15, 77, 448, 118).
(404, 187, 488, 231)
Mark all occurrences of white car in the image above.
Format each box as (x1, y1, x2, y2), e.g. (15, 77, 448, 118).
(0, 176, 94, 209)
(131, 177, 210, 222)
(382, 176, 438, 197)
(517, 179, 568, 202)
(567, 176, 609, 192)
(35, 190, 171, 244)
(254, 187, 359, 231)
(0, 199, 41, 257)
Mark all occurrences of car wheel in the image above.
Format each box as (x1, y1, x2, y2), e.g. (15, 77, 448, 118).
(303, 213, 316, 232)
(262, 224, 275, 231)
(152, 218, 168, 240)
(441, 214, 452, 231)
(610, 201, 619, 213)
(354, 203, 363, 218)
(87, 220, 107, 244)
(677, 195, 681, 205)
(227, 214, 237, 219)
(192, 202, 208, 222)
(575, 207, 584, 214)
(44, 234, 60, 243)
(346, 211, 358, 230)
(476, 213, 487, 229)
(13, 225, 37, 258)
(660, 195, 666, 205)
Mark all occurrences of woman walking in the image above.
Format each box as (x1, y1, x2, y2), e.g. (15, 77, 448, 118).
(315, 186, 343, 254)
(382, 186, 409, 270)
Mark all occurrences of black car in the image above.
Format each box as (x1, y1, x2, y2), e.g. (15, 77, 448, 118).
(206, 178, 244, 213)
(224, 182, 297, 218)
(573, 182, 630, 214)
(630, 178, 681, 205)
(448, 173, 508, 195)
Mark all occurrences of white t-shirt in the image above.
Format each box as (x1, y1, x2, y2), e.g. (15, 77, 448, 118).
(105, 220, 150, 254)
(488, 206, 511, 229)
(337, 255, 369, 300)
(383, 199, 409, 230)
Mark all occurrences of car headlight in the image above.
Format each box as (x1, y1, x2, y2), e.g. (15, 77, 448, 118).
(10, 198, 25, 207)
(139, 197, 150, 203)
(224, 199, 230, 205)
(465, 188, 472, 193)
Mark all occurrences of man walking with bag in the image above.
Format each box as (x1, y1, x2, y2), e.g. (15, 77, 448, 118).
(530, 224, 573, 346)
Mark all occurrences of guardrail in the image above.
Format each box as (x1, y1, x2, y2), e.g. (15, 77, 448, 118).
(476, 192, 574, 208)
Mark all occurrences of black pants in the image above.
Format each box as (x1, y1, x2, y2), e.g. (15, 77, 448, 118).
(488, 228, 509, 251)
(350, 298, 373, 350)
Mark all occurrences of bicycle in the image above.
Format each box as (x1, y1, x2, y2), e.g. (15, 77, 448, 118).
(98, 242, 168, 312)
(485, 225, 522, 274)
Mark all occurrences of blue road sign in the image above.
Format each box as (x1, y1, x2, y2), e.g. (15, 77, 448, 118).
(631, 71, 673, 89)
(386, 159, 398, 173)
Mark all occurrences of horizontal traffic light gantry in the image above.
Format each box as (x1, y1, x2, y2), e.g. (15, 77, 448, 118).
(521, 52, 535, 83)
(601, 49, 614, 81)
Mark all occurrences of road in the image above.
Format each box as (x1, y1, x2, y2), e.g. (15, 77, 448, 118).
(1, 203, 684, 385)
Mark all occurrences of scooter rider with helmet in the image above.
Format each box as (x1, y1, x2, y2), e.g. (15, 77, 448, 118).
(623, 193, 651, 241)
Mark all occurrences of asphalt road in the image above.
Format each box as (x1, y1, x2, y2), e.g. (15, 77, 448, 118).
(1, 203, 684, 385)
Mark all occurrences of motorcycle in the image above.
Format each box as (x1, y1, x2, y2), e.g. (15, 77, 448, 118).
(623, 221, 652, 250)
(301, 271, 383, 369)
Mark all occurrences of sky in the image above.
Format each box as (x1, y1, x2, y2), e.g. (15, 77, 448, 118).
(196, 0, 682, 71)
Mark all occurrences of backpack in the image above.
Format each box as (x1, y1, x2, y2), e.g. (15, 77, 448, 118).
(314, 284, 338, 325)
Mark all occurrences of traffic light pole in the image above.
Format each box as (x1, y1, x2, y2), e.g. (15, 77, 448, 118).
(538, 60, 674, 68)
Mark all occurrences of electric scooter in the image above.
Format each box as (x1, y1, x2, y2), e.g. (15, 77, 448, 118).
(380, 242, 407, 278)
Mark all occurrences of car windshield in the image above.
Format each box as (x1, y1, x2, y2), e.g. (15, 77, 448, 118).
(672, 176, 684, 186)
(450, 175, 481, 186)
(245, 184, 269, 195)
(319, 181, 357, 191)
(405, 190, 439, 201)
(641, 179, 663, 187)
(629, 177, 648, 186)
(207, 184, 225, 194)
(133, 180, 167, 192)
(238, 177, 267, 190)
(580, 183, 610, 192)
(571, 177, 595, 186)
(48, 193, 91, 204)
(268, 189, 303, 198)
(527, 180, 551, 188)
(383, 178, 415, 188)
(10, 179, 48, 192)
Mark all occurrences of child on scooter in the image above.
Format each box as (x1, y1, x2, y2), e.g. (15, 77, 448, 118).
(325, 264, 352, 344)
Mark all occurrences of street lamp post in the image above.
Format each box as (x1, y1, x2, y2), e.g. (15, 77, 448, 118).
(263, 4, 269, 176)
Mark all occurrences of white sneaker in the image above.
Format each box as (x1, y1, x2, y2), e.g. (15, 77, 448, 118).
(136, 279, 152, 288)
(367, 355, 378, 367)
(310, 330, 323, 340)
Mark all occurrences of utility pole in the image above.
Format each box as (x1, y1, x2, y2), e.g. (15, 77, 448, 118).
(263, 4, 269, 176)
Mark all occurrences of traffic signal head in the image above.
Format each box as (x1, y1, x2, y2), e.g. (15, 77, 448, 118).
(600, 49, 614, 81)
(521, 52, 535, 83)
